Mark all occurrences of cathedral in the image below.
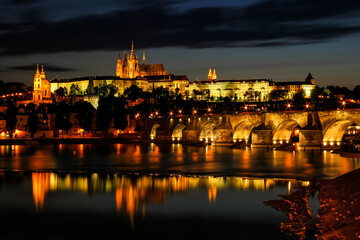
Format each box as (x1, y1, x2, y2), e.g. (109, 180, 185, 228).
(116, 41, 167, 78)
(33, 64, 52, 105)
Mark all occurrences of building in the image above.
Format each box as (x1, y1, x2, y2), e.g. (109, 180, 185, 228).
(116, 41, 167, 78)
(187, 78, 274, 101)
(33, 65, 52, 105)
(186, 71, 315, 101)
(275, 73, 316, 98)
(50, 42, 189, 97)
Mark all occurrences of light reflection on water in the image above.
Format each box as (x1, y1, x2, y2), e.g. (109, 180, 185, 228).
(18, 172, 310, 223)
(0, 143, 359, 178)
(0, 143, 359, 239)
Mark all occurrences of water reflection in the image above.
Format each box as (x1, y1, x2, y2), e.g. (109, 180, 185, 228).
(24, 172, 310, 223)
(0, 144, 359, 179)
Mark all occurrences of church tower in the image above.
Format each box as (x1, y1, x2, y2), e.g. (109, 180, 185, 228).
(128, 41, 139, 78)
(212, 68, 217, 80)
(208, 68, 212, 81)
(305, 73, 315, 84)
(116, 52, 123, 77)
(33, 65, 51, 105)
(33, 64, 42, 104)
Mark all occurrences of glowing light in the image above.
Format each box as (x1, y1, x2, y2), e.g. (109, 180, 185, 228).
(279, 140, 283, 144)
(233, 139, 236, 143)
(330, 142, 334, 146)
(273, 141, 277, 144)
(193, 110, 197, 114)
(323, 142, 327, 146)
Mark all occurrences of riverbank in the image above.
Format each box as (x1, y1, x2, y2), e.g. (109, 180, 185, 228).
(265, 167, 360, 239)
(317, 167, 360, 239)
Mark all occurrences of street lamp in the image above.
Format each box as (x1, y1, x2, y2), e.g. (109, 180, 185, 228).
(286, 102, 292, 111)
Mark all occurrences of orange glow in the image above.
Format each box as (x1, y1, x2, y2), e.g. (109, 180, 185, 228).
(32, 172, 51, 211)
(208, 186, 217, 203)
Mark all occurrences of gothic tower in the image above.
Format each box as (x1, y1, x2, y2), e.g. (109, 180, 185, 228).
(116, 52, 123, 77)
(128, 41, 138, 78)
(212, 68, 217, 80)
(208, 68, 212, 81)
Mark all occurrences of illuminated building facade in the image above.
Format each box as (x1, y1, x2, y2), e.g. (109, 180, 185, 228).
(33, 65, 52, 105)
(49, 43, 315, 102)
(116, 41, 167, 78)
(187, 72, 315, 101)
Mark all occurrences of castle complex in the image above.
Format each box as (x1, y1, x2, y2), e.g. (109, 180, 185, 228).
(47, 42, 315, 104)
(116, 41, 167, 78)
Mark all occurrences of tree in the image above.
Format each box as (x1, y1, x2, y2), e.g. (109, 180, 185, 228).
(124, 85, 143, 100)
(5, 102, 17, 139)
(352, 85, 360, 100)
(55, 102, 72, 135)
(96, 97, 112, 131)
(72, 102, 95, 132)
(27, 111, 39, 137)
(269, 89, 289, 101)
(55, 87, 66, 97)
(244, 89, 260, 102)
(69, 84, 81, 96)
(293, 89, 306, 109)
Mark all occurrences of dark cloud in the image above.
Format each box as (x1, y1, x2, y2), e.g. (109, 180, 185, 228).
(8, 64, 75, 72)
(6, 0, 41, 5)
(0, 0, 360, 55)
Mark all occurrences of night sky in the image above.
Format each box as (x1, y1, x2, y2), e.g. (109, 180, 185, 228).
(0, 0, 359, 88)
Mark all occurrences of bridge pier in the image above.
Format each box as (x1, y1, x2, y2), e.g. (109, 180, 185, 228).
(251, 129, 273, 147)
(299, 130, 323, 148)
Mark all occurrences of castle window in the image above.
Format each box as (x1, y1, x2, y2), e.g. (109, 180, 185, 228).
(38, 84, 40, 88)
(38, 95, 40, 100)
(45, 90, 47, 96)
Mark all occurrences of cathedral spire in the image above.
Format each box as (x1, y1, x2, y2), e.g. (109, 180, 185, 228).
(117, 51, 122, 64)
(208, 68, 212, 81)
(123, 51, 128, 65)
(130, 41, 135, 59)
(36, 64, 40, 74)
(143, 51, 146, 65)
(212, 68, 217, 80)
(40, 65, 46, 79)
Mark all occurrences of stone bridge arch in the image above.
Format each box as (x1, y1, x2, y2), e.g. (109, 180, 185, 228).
(150, 123, 161, 140)
(171, 123, 186, 141)
(322, 119, 360, 146)
(272, 120, 301, 143)
(199, 122, 217, 141)
(233, 121, 255, 142)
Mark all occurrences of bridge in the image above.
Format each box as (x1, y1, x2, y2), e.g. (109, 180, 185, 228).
(135, 110, 360, 148)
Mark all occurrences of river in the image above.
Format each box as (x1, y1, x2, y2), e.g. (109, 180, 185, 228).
(0, 143, 359, 239)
